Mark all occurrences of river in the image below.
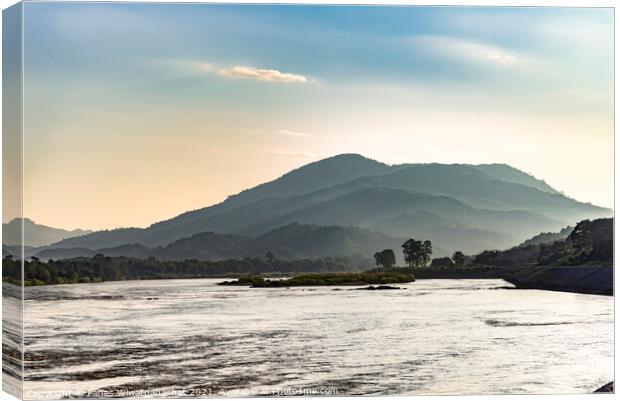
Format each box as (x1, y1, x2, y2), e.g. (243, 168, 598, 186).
(6, 278, 614, 398)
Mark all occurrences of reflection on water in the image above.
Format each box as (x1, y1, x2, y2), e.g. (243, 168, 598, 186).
(10, 278, 614, 398)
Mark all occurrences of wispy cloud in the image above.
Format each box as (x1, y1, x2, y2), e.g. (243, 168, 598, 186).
(201, 62, 214, 71)
(218, 66, 308, 83)
(410, 35, 522, 67)
(275, 129, 312, 137)
(154, 58, 215, 76)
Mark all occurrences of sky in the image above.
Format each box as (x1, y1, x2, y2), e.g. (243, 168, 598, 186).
(15, 3, 614, 230)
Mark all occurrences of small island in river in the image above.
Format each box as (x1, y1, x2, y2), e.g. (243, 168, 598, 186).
(218, 271, 415, 287)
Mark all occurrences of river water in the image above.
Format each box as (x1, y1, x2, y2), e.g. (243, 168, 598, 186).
(11, 278, 614, 398)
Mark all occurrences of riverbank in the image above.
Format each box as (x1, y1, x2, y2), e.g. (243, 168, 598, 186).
(6, 263, 612, 296)
(501, 266, 612, 296)
(408, 266, 612, 296)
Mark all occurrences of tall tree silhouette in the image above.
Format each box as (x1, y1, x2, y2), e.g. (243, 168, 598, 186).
(402, 239, 432, 268)
(421, 240, 433, 266)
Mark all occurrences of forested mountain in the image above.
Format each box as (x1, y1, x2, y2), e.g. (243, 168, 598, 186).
(33, 154, 611, 257)
(519, 226, 573, 247)
(31, 224, 422, 262)
(473, 218, 613, 267)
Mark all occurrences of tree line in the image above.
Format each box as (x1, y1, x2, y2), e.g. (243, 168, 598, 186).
(6, 219, 608, 286)
(374, 238, 467, 269)
(2, 253, 374, 286)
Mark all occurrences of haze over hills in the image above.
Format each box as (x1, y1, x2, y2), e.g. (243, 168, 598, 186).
(32, 223, 423, 263)
(2, 218, 92, 247)
(19, 154, 611, 260)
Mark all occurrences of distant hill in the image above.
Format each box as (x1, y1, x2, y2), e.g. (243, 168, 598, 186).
(2, 244, 36, 258)
(45, 154, 611, 255)
(33, 223, 431, 262)
(34, 244, 152, 261)
(308, 163, 607, 221)
(246, 223, 439, 260)
(469, 164, 560, 195)
(234, 188, 560, 253)
(2, 218, 91, 247)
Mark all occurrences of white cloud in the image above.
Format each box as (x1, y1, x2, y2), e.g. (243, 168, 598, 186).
(275, 129, 312, 137)
(410, 35, 522, 67)
(218, 66, 308, 83)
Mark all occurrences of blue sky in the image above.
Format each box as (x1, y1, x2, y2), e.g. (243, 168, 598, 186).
(20, 3, 614, 229)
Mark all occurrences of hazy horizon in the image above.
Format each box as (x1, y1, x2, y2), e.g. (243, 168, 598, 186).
(4, 152, 614, 231)
(14, 4, 613, 230)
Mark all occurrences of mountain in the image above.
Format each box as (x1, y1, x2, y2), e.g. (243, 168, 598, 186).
(224, 154, 392, 209)
(234, 188, 560, 252)
(45, 154, 611, 255)
(33, 244, 152, 261)
(153, 232, 251, 261)
(469, 164, 560, 195)
(2, 218, 92, 247)
(247, 223, 442, 260)
(33, 223, 424, 262)
(2, 244, 36, 258)
(300, 163, 606, 221)
(143, 154, 394, 236)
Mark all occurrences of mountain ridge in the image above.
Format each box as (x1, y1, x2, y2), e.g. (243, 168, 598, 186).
(31, 223, 425, 262)
(33, 154, 611, 255)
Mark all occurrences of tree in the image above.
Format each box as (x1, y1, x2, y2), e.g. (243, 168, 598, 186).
(402, 239, 419, 268)
(402, 239, 432, 268)
(421, 240, 432, 267)
(373, 252, 381, 267)
(569, 220, 592, 251)
(93, 253, 106, 280)
(374, 249, 396, 269)
(568, 218, 612, 263)
(473, 250, 500, 266)
(452, 251, 466, 267)
(3, 255, 20, 282)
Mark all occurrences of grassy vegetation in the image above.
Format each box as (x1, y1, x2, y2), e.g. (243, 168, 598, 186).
(218, 270, 415, 287)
